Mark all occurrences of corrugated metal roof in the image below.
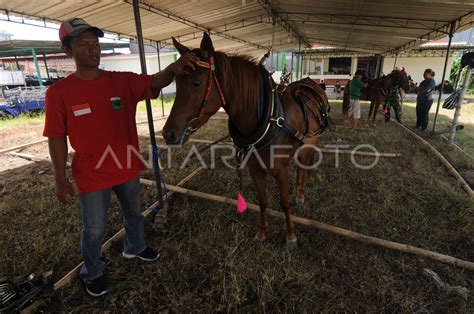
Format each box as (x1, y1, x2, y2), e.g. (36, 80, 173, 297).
(0, 0, 472, 56)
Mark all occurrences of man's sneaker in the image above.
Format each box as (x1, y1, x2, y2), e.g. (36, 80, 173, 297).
(82, 274, 107, 297)
(122, 247, 160, 262)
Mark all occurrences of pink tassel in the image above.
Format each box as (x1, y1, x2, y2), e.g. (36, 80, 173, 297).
(236, 191, 247, 214)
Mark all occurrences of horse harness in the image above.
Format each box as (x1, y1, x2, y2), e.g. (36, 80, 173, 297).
(229, 68, 333, 152)
(191, 57, 333, 152)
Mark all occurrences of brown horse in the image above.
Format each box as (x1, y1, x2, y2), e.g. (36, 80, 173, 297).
(342, 69, 410, 124)
(163, 33, 332, 247)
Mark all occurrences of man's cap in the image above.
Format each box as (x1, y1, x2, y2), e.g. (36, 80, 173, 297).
(354, 70, 364, 76)
(59, 18, 104, 43)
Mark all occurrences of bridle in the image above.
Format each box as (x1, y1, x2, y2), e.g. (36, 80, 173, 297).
(179, 55, 227, 145)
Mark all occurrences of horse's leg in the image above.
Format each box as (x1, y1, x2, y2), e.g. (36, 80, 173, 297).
(295, 163, 308, 206)
(249, 171, 269, 241)
(372, 100, 381, 125)
(276, 166, 297, 248)
(295, 142, 317, 205)
(367, 100, 374, 123)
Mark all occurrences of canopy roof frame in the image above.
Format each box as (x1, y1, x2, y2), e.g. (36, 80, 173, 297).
(0, 1, 472, 56)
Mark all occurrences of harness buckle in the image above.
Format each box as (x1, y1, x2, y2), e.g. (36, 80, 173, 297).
(270, 116, 285, 127)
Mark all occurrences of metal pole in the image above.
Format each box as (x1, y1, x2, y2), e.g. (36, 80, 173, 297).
(155, 41, 165, 117)
(281, 50, 286, 71)
(295, 53, 300, 80)
(432, 21, 456, 133)
(14, 55, 20, 70)
(276, 51, 279, 71)
(448, 66, 471, 145)
(393, 52, 398, 70)
(132, 0, 164, 207)
(31, 48, 43, 86)
(374, 54, 382, 78)
(297, 40, 302, 80)
(290, 52, 294, 82)
(300, 52, 304, 79)
(308, 52, 312, 76)
(43, 53, 50, 80)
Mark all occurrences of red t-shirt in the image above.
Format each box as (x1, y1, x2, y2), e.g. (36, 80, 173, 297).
(43, 71, 156, 194)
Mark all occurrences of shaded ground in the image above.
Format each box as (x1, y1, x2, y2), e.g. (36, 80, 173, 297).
(0, 101, 473, 312)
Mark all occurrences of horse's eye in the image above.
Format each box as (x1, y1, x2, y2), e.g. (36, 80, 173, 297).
(192, 80, 201, 87)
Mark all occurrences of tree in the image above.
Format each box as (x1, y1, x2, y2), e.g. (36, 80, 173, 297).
(450, 53, 474, 93)
(449, 55, 461, 86)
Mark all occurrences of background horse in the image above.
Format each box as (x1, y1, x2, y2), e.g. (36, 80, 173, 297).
(163, 33, 331, 247)
(342, 69, 410, 124)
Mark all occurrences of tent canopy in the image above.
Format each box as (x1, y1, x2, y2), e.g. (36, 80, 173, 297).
(1, 0, 472, 56)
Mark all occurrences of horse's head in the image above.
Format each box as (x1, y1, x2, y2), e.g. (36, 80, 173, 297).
(392, 67, 410, 91)
(163, 33, 224, 146)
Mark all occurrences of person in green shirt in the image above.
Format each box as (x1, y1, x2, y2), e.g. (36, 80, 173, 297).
(348, 70, 367, 130)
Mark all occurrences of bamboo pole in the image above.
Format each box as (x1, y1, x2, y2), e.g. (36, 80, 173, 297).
(334, 125, 374, 131)
(141, 179, 474, 270)
(8, 152, 72, 166)
(395, 122, 473, 195)
(35, 130, 226, 292)
(1, 118, 165, 157)
(136, 116, 168, 125)
(318, 148, 401, 158)
(7, 152, 49, 162)
(0, 139, 47, 155)
(21, 166, 203, 313)
(440, 134, 473, 161)
(154, 136, 400, 158)
(53, 166, 204, 290)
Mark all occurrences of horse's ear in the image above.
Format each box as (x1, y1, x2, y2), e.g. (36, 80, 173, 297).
(200, 32, 215, 60)
(172, 37, 190, 56)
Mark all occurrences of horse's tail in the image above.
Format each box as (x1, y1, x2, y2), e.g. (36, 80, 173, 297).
(342, 81, 351, 118)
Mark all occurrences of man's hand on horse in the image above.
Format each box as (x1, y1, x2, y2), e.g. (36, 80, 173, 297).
(171, 52, 199, 76)
(55, 177, 75, 204)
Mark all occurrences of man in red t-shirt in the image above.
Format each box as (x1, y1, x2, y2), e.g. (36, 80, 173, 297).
(43, 18, 198, 297)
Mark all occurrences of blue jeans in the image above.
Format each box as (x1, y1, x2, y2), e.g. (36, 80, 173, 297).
(416, 97, 433, 131)
(79, 177, 145, 280)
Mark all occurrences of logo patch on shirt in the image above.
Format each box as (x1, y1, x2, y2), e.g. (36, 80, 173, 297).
(72, 103, 91, 117)
(111, 97, 122, 110)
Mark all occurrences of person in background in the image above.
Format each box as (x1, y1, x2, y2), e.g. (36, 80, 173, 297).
(415, 69, 436, 132)
(334, 80, 342, 98)
(384, 70, 404, 123)
(348, 70, 367, 130)
(319, 79, 326, 91)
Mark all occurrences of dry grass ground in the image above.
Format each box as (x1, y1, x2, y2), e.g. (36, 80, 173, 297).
(0, 99, 473, 312)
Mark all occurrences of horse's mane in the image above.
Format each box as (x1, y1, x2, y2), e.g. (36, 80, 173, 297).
(213, 51, 262, 118)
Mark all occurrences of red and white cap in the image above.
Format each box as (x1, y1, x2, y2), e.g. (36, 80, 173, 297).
(59, 18, 104, 43)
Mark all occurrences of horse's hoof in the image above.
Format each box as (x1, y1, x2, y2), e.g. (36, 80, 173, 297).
(296, 197, 305, 206)
(286, 238, 298, 250)
(254, 232, 267, 242)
